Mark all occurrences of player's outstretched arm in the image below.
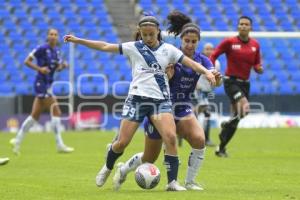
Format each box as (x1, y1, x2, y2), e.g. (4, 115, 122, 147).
(181, 56, 216, 86)
(63, 35, 119, 53)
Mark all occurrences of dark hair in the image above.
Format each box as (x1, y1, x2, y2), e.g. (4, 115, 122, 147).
(134, 13, 162, 41)
(238, 16, 252, 25)
(167, 10, 200, 39)
(47, 28, 58, 35)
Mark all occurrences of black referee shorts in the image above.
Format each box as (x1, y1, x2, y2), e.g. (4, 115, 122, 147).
(223, 77, 250, 103)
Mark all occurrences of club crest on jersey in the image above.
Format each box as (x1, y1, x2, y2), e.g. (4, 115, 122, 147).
(232, 44, 241, 50)
(251, 47, 256, 52)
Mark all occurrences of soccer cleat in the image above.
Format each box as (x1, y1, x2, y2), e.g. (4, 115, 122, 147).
(113, 162, 127, 191)
(57, 145, 74, 153)
(165, 180, 187, 191)
(215, 146, 228, 158)
(9, 138, 20, 155)
(0, 157, 9, 165)
(184, 181, 204, 191)
(95, 164, 111, 187)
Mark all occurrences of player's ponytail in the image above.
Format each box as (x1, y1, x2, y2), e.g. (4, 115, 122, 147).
(167, 10, 200, 40)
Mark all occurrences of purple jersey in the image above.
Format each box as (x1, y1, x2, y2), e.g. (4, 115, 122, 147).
(169, 51, 214, 103)
(29, 43, 61, 84)
(144, 51, 214, 140)
(29, 44, 61, 98)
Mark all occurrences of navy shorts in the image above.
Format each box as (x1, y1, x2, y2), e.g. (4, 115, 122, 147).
(34, 79, 52, 99)
(144, 103, 193, 140)
(121, 95, 172, 123)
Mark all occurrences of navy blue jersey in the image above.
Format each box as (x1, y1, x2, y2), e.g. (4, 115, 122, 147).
(169, 51, 214, 103)
(29, 43, 61, 84)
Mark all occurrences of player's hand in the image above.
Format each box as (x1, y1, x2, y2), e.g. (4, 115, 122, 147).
(255, 66, 264, 74)
(212, 70, 223, 86)
(38, 67, 50, 74)
(205, 70, 216, 86)
(57, 61, 68, 71)
(62, 61, 68, 68)
(63, 35, 79, 43)
(165, 63, 175, 79)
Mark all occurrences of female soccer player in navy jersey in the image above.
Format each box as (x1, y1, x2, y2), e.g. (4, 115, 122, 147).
(112, 11, 222, 191)
(10, 28, 74, 154)
(210, 16, 264, 157)
(64, 14, 216, 191)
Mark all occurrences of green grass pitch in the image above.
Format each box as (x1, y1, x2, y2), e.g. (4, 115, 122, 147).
(0, 128, 299, 200)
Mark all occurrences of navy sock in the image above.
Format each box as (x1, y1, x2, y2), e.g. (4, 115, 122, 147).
(164, 155, 179, 183)
(219, 119, 239, 150)
(106, 146, 123, 170)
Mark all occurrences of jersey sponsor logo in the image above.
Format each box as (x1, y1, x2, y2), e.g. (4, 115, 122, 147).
(251, 47, 257, 52)
(185, 108, 192, 113)
(232, 44, 241, 50)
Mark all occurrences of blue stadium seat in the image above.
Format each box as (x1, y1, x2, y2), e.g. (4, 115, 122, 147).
(15, 83, 33, 95)
(0, 83, 14, 94)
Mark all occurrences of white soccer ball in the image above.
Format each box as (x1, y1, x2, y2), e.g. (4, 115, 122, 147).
(135, 163, 160, 189)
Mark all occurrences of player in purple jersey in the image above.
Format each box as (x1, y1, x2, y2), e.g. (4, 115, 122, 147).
(10, 28, 74, 155)
(112, 11, 222, 191)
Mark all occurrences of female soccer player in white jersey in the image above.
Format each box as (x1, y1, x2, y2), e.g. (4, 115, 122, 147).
(10, 28, 74, 155)
(111, 11, 222, 191)
(64, 14, 216, 191)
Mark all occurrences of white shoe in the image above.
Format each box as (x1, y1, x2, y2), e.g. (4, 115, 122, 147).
(0, 157, 9, 165)
(96, 164, 111, 187)
(9, 138, 20, 155)
(166, 180, 187, 191)
(113, 162, 127, 191)
(185, 181, 204, 191)
(57, 145, 74, 153)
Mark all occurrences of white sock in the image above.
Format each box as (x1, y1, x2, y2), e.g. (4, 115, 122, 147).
(120, 152, 143, 175)
(15, 116, 36, 145)
(185, 148, 205, 183)
(51, 116, 64, 147)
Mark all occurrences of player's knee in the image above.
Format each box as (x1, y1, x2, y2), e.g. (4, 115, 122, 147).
(162, 131, 177, 148)
(190, 134, 205, 149)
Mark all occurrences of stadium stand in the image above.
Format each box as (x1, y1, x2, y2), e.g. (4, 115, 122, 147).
(0, 0, 131, 96)
(0, 0, 299, 96)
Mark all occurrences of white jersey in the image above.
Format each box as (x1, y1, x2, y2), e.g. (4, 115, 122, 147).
(120, 41, 184, 99)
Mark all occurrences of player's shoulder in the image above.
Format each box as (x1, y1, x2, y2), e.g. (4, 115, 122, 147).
(223, 36, 236, 42)
(249, 37, 260, 46)
(162, 42, 176, 49)
(35, 43, 50, 52)
(196, 52, 210, 61)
